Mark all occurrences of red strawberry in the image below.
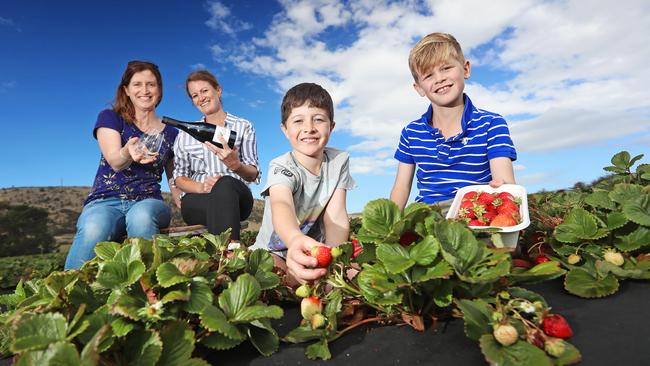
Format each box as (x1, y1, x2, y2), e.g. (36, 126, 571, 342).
(458, 201, 476, 219)
(351, 239, 363, 258)
(542, 314, 573, 339)
(482, 211, 497, 224)
(497, 192, 515, 202)
(477, 192, 495, 207)
(310, 246, 332, 268)
(462, 191, 478, 202)
(399, 231, 419, 246)
(534, 255, 550, 264)
(497, 199, 519, 215)
(300, 296, 323, 319)
(490, 213, 518, 227)
(468, 219, 487, 226)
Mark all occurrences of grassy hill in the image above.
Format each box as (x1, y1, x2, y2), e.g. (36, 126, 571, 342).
(0, 186, 264, 248)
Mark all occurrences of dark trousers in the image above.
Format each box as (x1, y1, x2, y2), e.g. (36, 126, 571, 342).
(180, 176, 253, 240)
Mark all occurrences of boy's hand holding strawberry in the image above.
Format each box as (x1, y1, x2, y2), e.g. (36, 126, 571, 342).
(286, 236, 337, 283)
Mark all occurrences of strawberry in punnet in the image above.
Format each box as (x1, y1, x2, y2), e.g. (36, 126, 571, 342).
(496, 191, 515, 203)
(468, 219, 487, 227)
(310, 246, 333, 268)
(458, 200, 476, 219)
(542, 314, 573, 339)
(462, 191, 478, 202)
(496, 198, 519, 215)
(300, 296, 323, 320)
(489, 213, 518, 227)
(399, 231, 419, 246)
(477, 192, 496, 207)
(482, 210, 497, 224)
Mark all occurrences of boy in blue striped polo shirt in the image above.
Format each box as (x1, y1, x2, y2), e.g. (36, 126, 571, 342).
(390, 32, 517, 211)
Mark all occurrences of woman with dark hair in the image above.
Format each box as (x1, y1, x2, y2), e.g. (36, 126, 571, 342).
(65, 61, 180, 269)
(172, 70, 259, 241)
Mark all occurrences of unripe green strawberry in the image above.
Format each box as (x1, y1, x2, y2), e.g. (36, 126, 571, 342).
(300, 296, 322, 320)
(544, 338, 567, 357)
(604, 249, 624, 266)
(567, 254, 581, 265)
(330, 246, 343, 259)
(493, 324, 518, 346)
(295, 284, 311, 298)
(310, 313, 327, 329)
(311, 246, 333, 267)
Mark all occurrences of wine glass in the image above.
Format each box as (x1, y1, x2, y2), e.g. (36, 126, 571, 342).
(137, 129, 164, 156)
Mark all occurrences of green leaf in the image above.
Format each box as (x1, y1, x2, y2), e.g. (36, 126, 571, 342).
(585, 190, 616, 210)
(218, 273, 260, 318)
(408, 235, 439, 266)
(111, 318, 134, 337)
(376, 244, 415, 274)
(305, 339, 331, 360)
(606, 212, 628, 230)
(431, 280, 453, 307)
(11, 313, 68, 352)
(361, 199, 401, 236)
(157, 321, 195, 366)
(94, 241, 121, 261)
(253, 271, 280, 291)
(247, 321, 279, 356)
(357, 263, 400, 304)
(610, 183, 644, 204)
(123, 329, 163, 366)
(436, 221, 482, 273)
(508, 262, 567, 285)
(611, 151, 631, 170)
(232, 304, 283, 323)
(200, 332, 243, 350)
(283, 324, 325, 343)
(200, 305, 245, 341)
(156, 262, 191, 288)
(112, 292, 146, 321)
(15, 342, 81, 366)
(622, 194, 650, 226)
(411, 260, 453, 283)
(455, 299, 493, 341)
(554, 208, 608, 242)
(564, 268, 619, 298)
(160, 289, 190, 304)
(247, 249, 275, 273)
(185, 280, 214, 314)
(616, 226, 650, 252)
(595, 260, 644, 279)
(554, 341, 583, 366)
(479, 336, 553, 366)
(80, 324, 111, 366)
(507, 287, 548, 308)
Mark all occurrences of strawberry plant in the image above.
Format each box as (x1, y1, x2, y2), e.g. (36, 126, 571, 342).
(283, 199, 569, 363)
(530, 151, 650, 298)
(0, 230, 283, 365)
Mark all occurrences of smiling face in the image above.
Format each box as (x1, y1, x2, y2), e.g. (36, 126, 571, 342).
(414, 58, 471, 108)
(281, 101, 334, 160)
(123, 70, 160, 112)
(187, 80, 222, 116)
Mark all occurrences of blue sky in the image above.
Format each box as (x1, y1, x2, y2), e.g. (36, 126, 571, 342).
(1, 0, 649, 213)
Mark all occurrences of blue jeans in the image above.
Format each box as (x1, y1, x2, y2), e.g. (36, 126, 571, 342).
(64, 197, 171, 269)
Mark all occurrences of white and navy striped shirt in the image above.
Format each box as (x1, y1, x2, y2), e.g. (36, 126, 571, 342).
(173, 113, 260, 189)
(394, 94, 516, 204)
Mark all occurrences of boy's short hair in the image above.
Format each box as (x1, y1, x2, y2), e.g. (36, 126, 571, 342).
(408, 32, 465, 82)
(281, 83, 334, 125)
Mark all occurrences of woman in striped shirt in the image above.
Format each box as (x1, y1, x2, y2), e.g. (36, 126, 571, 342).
(172, 70, 260, 240)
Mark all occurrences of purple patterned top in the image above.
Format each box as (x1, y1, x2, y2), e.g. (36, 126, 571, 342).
(84, 109, 178, 205)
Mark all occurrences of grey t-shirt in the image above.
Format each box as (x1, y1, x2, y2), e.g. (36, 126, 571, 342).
(251, 148, 356, 256)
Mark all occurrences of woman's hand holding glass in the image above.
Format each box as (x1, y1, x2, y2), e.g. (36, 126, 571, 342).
(127, 130, 163, 164)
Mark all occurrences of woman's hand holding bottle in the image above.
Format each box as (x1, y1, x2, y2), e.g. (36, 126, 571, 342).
(205, 133, 242, 172)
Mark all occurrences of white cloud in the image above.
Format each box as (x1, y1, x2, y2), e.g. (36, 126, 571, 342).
(211, 0, 650, 174)
(205, 1, 252, 35)
(0, 81, 16, 93)
(191, 63, 207, 70)
(517, 171, 556, 186)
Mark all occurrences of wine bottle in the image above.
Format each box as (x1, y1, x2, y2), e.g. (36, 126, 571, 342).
(162, 116, 236, 149)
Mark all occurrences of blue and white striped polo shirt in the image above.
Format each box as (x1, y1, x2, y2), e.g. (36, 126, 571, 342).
(394, 94, 517, 204)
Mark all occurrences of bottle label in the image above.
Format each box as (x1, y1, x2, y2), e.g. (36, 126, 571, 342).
(212, 126, 233, 147)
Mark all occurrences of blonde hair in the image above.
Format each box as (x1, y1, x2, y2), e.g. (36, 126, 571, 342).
(408, 32, 465, 82)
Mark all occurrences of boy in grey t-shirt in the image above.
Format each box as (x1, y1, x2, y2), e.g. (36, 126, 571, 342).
(251, 83, 356, 284)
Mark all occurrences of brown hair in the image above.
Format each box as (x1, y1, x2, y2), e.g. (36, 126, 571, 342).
(280, 83, 334, 125)
(408, 32, 465, 82)
(113, 60, 163, 123)
(185, 70, 221, 98)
